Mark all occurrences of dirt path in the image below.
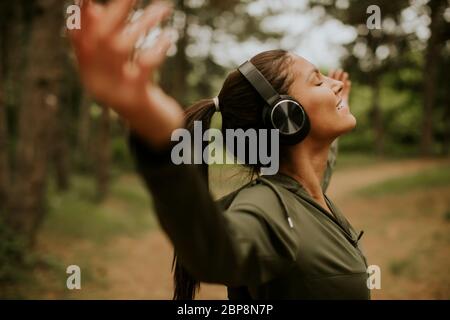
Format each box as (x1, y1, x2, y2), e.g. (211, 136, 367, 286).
(327, 158, 449, 199)
(76, 158, 450, 299)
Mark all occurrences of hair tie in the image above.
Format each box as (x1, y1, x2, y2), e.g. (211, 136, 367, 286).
(213, 97, 220, 112)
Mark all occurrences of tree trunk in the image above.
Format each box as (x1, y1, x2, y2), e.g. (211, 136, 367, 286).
(95, 106, 111, 201)
(7, 0, 65, 246)
(0, 2, 24, 214)
(0, 25, 8, 215)
(77, 92, 92, 164)
(0, 80, 8, 216)
(443, 87, 450, 156)
(51, 114, 70, 191)
(160, 1, 190, 107)
(420, 0, 446, 156)
(371, 78, 384, 156)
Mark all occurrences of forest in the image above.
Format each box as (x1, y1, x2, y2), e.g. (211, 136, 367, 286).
(0, 0, 449, 299)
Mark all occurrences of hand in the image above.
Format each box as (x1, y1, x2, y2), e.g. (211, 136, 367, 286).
(328, 69, 352, 109)
(69, 0, 184, 148)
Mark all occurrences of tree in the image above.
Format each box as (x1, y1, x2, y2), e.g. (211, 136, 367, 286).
(315, 0, 411, 155)
(0, 32, 8, 215)
(420, 0, 447, 156)
(159, 0, 280, 106)
(94, 106, 111, 201)
(50, 111, 71, 191)
(6, 0, 66, 245)
(0, 2, 24, 215)
(0, 86, 8, 216)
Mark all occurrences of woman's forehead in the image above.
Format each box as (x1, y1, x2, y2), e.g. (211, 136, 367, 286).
(289, 54, 316, 81)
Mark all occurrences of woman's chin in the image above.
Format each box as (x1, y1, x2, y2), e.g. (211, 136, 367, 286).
(312, 113, 357, 141)
(347, 113, 357, 130)
(336, 114, 357, 136)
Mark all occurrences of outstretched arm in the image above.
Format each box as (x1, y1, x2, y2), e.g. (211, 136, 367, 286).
(70, 0, 295, 287)
(69, 0, 183, 148)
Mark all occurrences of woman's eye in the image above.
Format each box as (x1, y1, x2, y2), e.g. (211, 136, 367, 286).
(315, 74, 323, 86)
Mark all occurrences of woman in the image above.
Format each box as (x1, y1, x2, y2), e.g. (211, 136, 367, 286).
(70, 0, 369, 300)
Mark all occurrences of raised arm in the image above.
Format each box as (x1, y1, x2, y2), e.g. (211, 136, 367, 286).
(70, 0, 296, 287)
(69, 0, 183, 148)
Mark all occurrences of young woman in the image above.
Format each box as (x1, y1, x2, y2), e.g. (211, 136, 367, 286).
(70, 0, 369, 300)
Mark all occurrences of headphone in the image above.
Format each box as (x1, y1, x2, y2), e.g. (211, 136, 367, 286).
(238, 60, 310, 145)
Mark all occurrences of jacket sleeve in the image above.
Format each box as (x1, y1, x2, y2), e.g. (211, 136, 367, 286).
(128, 132, 297, 287)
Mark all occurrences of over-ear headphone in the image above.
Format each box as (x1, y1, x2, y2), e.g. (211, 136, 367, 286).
(238, 60, 310, 145)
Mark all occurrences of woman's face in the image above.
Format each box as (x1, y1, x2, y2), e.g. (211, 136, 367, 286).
(287, 54, 356, 142)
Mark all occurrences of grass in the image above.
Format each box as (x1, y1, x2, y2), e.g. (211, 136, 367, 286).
(356, 164, 450, 197)
(3, 156, 449, 299)
(389, 259, 411, 276)
(0, 173, 158, 299)
(335, 152, 391, 170)
(44, 174, 157, 243)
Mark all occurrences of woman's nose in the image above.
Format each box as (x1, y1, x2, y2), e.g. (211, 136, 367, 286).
(332, 80, 344, 96)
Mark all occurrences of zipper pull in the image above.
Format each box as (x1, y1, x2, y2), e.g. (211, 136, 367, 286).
(287, 217, 294, 229)
(357, 230, 364, 242)
(351, 230, 365, 247)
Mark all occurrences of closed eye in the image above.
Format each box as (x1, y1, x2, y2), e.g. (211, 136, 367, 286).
(315, 72, 323, 86)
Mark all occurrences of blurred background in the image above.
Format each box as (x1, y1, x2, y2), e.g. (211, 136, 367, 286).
(0, 0, 449, 299)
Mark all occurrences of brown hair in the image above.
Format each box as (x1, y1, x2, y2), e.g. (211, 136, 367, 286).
(173, 49, 295, 300)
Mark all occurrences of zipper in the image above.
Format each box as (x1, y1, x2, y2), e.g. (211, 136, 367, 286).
(261, 175, 365, 251)
(303, 194, 357, 245)
(270, 176, 369, 268)
(308, 194, 369, 268)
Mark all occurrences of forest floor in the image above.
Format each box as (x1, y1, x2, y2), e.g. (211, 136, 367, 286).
(3, 156, 450, 299)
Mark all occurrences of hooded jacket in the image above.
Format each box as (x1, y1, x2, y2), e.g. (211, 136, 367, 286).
(129, 133, 370, 300)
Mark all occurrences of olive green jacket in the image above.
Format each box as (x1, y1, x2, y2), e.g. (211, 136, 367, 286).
(129, 134, 369, 300)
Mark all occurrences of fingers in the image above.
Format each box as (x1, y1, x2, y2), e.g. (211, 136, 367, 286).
(341, 72, 349, 83)
(334, 69, 344, 81)
(328, 69, 336, 78)
(121, 2, 173, 51)
(328, 69, 350, 83)
(347, 80, 352, 87)
(98, 0, 136, 38)
(68, 0, 94, 42)
(137, 30, 173, 72)
(68, 0, 104, 57)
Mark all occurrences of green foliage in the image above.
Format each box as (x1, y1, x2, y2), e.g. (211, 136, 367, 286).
(0, 220, 28, 285)
(0, 219, 65, 299)
(334, 153, 381, 170)
(356, 164, 450, 197)
(339, 84, 375, 153)
(389, 258, 411, 276)
(339, 76, 429, 156)
(45, 175, 156, 243)
(110, 137, 134, 171)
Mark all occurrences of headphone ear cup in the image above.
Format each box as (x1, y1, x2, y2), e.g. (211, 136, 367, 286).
(262, 104, 272, 129)
(270, 96, 310, 145)
(281, 110, 310, 145)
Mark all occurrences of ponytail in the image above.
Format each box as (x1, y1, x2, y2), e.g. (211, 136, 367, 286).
(171, 50, 294, 300)
(172, 99, 217, 300)
(184, 99, 218, 182)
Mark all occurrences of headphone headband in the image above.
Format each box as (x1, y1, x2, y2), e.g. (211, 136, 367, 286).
(237, 59, 310, 145)
(238, 61, 280, 106)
